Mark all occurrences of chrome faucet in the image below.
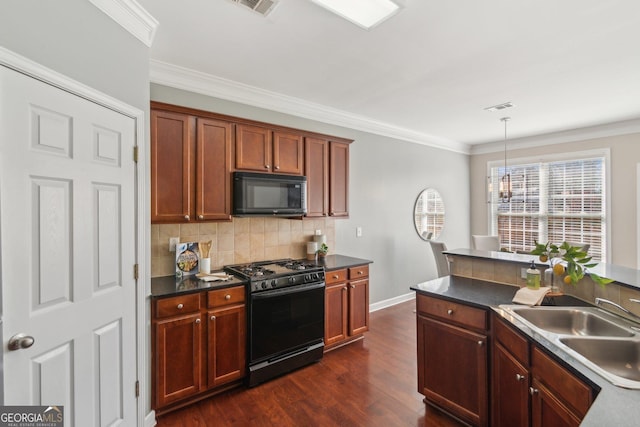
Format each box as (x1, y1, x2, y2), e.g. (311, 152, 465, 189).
(595, 297, 640, 323)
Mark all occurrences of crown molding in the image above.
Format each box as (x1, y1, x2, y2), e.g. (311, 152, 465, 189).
(471, 118, 640, 155)
(149, 60, 470, 154)
(89, 0, 158, 47)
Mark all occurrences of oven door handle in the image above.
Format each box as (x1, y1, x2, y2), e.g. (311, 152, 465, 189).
(251, 281, 325, 299)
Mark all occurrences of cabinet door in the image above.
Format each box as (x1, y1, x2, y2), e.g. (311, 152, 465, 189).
(417, 315, 488, 426)
(325, 283, 348, 346)
(196, 118, 232, 221)
(348, 279, 369, 336)
(329, 141, 349, 217)
(154, 313, 202, 408)
(530, 379, 581, 427)
(207, 304, 246, 387)
(273, 131, 304, 175)
(151, 110, 195, 223)
(493, 342, 529, 427)
(305, 137, 329, 217)
(235, 124, 272, 172)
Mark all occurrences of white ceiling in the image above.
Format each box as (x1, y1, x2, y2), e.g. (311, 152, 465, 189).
(138, 0, 640, 153)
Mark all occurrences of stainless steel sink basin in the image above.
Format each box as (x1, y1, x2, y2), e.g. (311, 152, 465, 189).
(510, 306, 635, 337)
(560, 337, 640, 383)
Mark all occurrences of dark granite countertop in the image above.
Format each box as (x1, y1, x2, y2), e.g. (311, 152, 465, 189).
(313, 254, 373, 271)
(410, 276, 640, 427)
(151, 272, 247, 298)
(445, 247, 640, 291)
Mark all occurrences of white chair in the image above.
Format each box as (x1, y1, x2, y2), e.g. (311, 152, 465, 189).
(472, 235, 500, 251)
(429, 240, 450, 277)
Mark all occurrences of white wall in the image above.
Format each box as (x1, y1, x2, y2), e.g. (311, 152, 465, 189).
(151, 83, 471, 304)
(470, 132, 640, 268)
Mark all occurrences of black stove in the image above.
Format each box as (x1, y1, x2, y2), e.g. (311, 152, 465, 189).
(225, 259, 325, 293)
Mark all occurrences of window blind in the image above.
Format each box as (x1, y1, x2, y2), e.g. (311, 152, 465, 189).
(488, 156, 606, 261)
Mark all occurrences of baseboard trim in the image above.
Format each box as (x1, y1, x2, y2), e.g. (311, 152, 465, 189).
(369, 292, 415, 313)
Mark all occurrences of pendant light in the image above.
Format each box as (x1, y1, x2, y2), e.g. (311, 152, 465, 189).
(499, 117, 512, 202)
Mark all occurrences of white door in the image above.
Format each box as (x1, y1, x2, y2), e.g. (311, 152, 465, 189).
(0, 66, 137, 426)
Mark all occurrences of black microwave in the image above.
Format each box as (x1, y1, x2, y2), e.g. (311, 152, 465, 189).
(232, 172, 307, 217)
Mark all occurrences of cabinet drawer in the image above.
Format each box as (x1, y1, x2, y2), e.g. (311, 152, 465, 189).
(155, 293, 200, 319)
(207, 286, 245, 308)
(494, 316, 530, 365)
(348, 265, 369, 279)
(417, 294, 487, 331)
(326, 269, 347, 285)
(532, 346, 593, 418)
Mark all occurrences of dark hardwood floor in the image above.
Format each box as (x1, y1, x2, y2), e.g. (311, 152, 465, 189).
(155, 300, 464, 427)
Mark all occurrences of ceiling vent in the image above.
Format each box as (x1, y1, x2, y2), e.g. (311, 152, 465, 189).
(484, 102, 514, 112)
(231, 0, 278, 16)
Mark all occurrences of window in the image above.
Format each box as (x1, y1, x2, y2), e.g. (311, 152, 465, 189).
(488, 150, 608, 261)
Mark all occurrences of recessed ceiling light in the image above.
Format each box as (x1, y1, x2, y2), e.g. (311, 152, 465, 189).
(311, 0, 400, 29)
(484, 102, 514, 112)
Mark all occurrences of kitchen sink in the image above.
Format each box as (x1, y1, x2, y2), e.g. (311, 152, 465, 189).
(560, 337, 640, 383)
(510, 306, 635, 337)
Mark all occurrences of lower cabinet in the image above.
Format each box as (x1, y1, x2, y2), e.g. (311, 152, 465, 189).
(416, 294, 489, 426)
(152, 286, 246, 414)
(325, 264, 369, 349)
(492, 315, 596, 427)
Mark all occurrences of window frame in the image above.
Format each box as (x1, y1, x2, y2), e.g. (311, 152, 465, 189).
(486, 148, 611, 261)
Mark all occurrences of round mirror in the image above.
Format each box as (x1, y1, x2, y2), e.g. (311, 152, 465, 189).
(414, 188, 445, 241)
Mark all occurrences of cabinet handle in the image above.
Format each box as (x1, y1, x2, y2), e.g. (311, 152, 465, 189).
(516, 374, 525, 381)
(529, 387, 539, 396)
(333, 275, 339, 279)
(447, 309, 454, 315)
(274, 165, 280, 170)
(225, 294, 231, 300)
(210, 315, 216, 321)
(350, 285, 355, 289)
(342, 287, 347, 291)
(265, 165, 270, 169)
(177, 303, 184, 310)
(198, 214, 204, 220)
(184, 215, 190, 220)
(477, 340, 483, 346)
(357, 271, 363, 275)
(195, 318, 201, 324)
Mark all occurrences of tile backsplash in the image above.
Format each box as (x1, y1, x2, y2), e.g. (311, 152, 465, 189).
(151, 217, 336, 277)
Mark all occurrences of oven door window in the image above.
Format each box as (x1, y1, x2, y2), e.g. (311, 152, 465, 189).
(250, 285, 324, 363)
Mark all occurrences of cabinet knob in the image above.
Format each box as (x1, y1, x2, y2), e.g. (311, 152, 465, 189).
(210, 315, 216, 321)
(265, 165, 270, 169)
(177, 303, 184, 309)
(350, 284, 355, 289)
(274, 165, 280, 170)
(198, 214, 204, 220)
(529, 387, 539, 396)
(333, 275, 339, 279)
(516, 374, 525, 381)
(184, 215, 190, 220)
(342, 287, 347, 291)
(447, 309, 454, 315)
(195, 318, 201, 324)
(225, 294, 231, 300)
(357, 271, 363, 275)
(477, 340, 483, 346)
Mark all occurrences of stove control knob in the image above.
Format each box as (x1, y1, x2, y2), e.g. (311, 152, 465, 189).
(304, 274, 311, 282)
(270, 280, 277, 288)
(261, 281, 268, 289)
(288, 277, 295, 285)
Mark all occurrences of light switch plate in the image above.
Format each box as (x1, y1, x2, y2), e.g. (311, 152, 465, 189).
(169, 237, 179, 252)
(356, 227, 363, 237)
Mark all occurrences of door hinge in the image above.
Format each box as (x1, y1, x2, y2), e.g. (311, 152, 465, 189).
(133, 146, 139, 163)
(134, 263, 139, 280)
(135, 380, 139, 397)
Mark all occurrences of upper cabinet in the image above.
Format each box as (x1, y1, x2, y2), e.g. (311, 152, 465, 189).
(151, 104, 232, 223)
(151, 102, 352, 223)
(235, 125, 304, 175)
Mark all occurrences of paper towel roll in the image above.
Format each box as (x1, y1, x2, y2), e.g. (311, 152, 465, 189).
(307, 242, 318, 260)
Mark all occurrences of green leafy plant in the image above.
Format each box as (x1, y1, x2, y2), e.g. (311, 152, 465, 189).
(317, 243, 329, 256)
(530, 241, 613, 286)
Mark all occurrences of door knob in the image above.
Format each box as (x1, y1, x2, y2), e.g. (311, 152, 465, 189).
(8, 333, 35, 351)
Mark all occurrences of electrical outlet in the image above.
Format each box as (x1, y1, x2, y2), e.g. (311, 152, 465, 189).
(169, 237, 179, 252)
(356, 227, 363, 237)
(520, 268, 528, 279)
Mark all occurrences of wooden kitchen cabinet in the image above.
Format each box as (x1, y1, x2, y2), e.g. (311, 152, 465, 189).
(416, 294, 489, 426)
(206, 287, 246, 388)
(152, 286, 246, 414)
(235, 124, 304, 175)
(492, 315, 595, 427)
(329, 141, 349, 217)
(324, 264, 369, 350)
(153, 294, 203, 408)
(151, 103, 232, 223)
(305, 137, 329, 217)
